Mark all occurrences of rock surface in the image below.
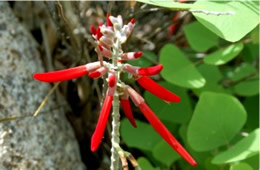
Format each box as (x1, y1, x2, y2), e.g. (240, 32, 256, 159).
(0, 2, 85, 169)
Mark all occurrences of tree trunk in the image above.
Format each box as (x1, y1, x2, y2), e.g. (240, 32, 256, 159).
(0, 2, 85, 169)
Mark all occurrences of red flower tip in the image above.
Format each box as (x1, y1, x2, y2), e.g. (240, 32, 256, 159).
(96, 27, 102, 40)
(130, 18, 135, 24)
(108, 74, 116, 87)
(137, 76, 181, 102)
(98, 45, 103, 51)
(90, 25, 96, 35)
(138, 102, 196, 166)
(117, 59, 123, 63)
(120, 99, 137, 128)
(138, 64, 163, 76)
(134, 51, 142, 58)
(106, 13, 113, 27)
(89, 71, 101, 79)
(33, 65, 88, 82)
(91, 95, 113, 152)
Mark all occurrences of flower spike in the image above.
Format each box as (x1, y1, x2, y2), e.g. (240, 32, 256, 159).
(34, 62, 101, 82)
(91, 94, 113, 152)
(137, 76, 181, 102)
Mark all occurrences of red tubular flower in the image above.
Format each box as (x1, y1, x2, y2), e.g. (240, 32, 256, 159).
(137, 76, 181, 102)
(138, 64, 163, 76)
(130, 18, 135, 24)
(89, 67, 108, 79)
(96, 27, 103, 40)
(126, 86, 196, 166)
(120, 99, 137, 128)
(123, 64, 162, 76)
(99, 36, 113, 48)
(108, 73, 116, 87)
(91, 94, 113, 152)
(90, 25, 96, 35)
(120, 90, 137, 128)
(34, 62, 101, 82)
(138, 102, 197, 166)
(106, 13, 113, 27)
(121, 51, 142, 60)
(101, 27, 114, 38)
(98, 45, 112, 58)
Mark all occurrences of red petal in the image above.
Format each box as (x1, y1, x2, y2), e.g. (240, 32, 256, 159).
(33, 65, 88, 82)
(137, 76, 181, 102)
(108, 74, 116, 87)
(91, 95, 113, 152)
(138, 64, 163, 76)
(98, 45, 103, 51)
(106, 13, 113, 27)
(89, 71, 101, 79)
(90, 25, 96, 35)
(96, 27, 102, 40)
(130, 18, 135, 24)
(134, 51, 142, 58)
(120, 99, 137, 128)
(138, 102, 197, 166)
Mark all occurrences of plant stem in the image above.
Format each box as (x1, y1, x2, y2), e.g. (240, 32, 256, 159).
(110, 35, 121, 170)
(110, 94, 120, 170)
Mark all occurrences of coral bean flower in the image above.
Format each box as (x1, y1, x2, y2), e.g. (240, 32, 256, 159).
(33, 14, 196, 167)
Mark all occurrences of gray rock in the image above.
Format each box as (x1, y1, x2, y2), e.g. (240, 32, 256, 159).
(0, 2, 86, 170)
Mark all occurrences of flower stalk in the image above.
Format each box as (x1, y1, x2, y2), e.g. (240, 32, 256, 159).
(33, 13, 197, 169)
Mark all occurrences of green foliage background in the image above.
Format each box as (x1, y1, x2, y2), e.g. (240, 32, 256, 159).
(120, 1, 259, 170)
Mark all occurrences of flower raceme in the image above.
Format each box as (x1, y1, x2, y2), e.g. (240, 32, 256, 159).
(33, 14, 197, 167)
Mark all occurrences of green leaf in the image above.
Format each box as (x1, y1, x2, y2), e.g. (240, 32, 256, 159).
(212, 128, 259, 164)
(250, 26, 259, 44)
(193, 64, 230, 96)
(152, 140, 180, 167)
(160, 44, 205, 88)
(244, 154, 259, 170)
(121, 119, 161, 151)
(197, 64, 223, 83)
(136, 0, 194, 10)
(244, 96, 259, 131)
(230, 163, 253, 170)
(204, 43, 244, 65)
(234, 79, 259, 96)
(144, 81, 192, 124)
(228, 63, 257, 81)
(137, 157, 156, 170)
(242, 42, 259, 63)
(187, 92, 247, 151)
(204, 158, 220, 170)
(184, 21, 219, 52)
(193, 1, 259, 42)
(128, 51, 157, 67)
